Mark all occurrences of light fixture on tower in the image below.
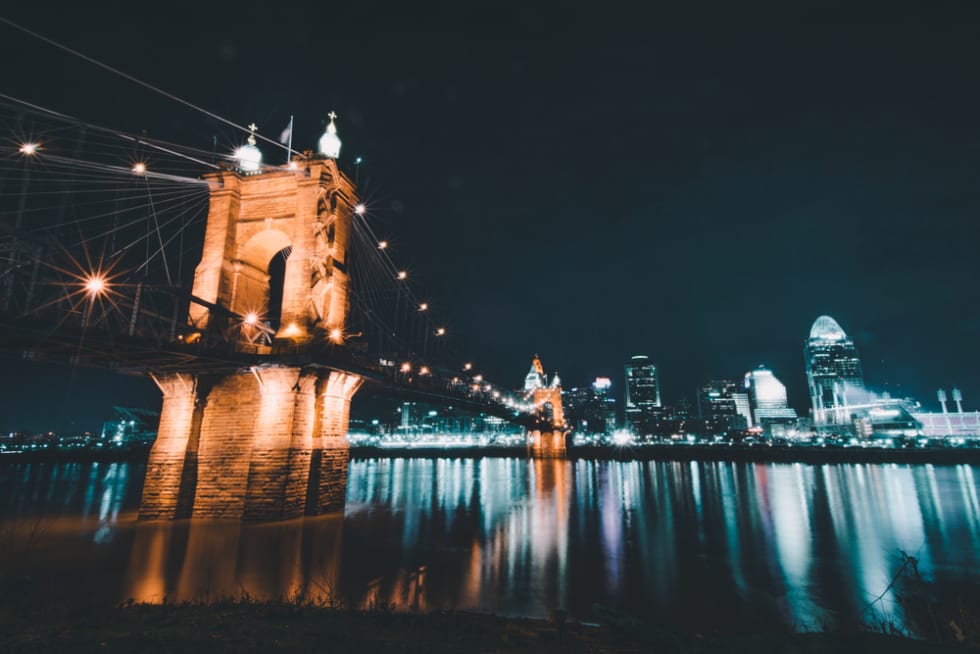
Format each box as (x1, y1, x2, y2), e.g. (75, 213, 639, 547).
(319, 111, 342, 158)
(235, 123, 262, 173)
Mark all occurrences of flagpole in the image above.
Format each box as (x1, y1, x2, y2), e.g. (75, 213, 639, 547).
(286, 115, 293, 164)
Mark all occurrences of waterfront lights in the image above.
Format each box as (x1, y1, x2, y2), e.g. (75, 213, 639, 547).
(19, 142, 39, 156)
(244, 312, 258, 326)
(354, 203, 366, 216)
(418, 302, 428, 311)
(419, 366, 431, 375)
(132, 162, 147, 175)
(378, 241, 389, 250)
(612, 429, 634, 446)
(397, 271, 407, 280)
(463, 362, 473, 371)
(84, 275, 106, 296)
(400, 362, 412, 373)
(473, 374, 483, 382)
(435, 327, 446, 336)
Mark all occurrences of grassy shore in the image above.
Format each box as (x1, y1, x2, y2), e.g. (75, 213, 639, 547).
(1, 601, 974, 654)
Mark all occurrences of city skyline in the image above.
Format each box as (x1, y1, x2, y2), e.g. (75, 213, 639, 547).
(2, 5, 980, 428)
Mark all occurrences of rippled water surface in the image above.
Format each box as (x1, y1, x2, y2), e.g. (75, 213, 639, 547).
(1, 458, 978, 632)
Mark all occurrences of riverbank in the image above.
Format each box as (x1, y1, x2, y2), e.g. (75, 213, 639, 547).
(350, 443, 980, 465)
(3, 442, 980, 465)
(0, 602, 971, 654)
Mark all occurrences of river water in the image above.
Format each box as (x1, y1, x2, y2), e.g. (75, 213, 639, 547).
(1, 458, 978, 633)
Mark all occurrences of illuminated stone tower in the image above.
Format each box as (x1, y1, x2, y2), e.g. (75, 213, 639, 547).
(525, 355, 567, 457)
(140, 124, 364, 521)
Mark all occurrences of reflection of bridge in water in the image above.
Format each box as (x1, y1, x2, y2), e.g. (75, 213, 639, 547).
(0, 105, 567, 521)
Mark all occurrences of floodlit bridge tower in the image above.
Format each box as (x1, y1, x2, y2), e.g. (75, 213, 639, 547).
(140, 117, 365, 521)
(523, 355, 568, 457)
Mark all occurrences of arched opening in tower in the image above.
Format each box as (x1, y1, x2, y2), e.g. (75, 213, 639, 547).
(267, 247, 291, 328)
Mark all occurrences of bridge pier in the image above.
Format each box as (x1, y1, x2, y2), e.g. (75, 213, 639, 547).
(139, 367, 362, 521)
(529, 430, 569, 458)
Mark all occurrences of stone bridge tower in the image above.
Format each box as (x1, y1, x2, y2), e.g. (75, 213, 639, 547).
(524, 356, 568, 457)
(140, 126, 365, 521)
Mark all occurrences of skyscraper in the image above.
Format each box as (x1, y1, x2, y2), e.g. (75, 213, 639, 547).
(744, 366, 798, 436)
(697, 380, 748, 433)
(804, 315, 866, 427)
(624, 355, 661, 434)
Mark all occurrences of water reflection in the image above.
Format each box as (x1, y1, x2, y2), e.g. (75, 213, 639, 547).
(2, 459, 979, 633)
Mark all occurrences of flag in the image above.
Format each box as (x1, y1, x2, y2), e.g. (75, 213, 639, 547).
(279, 117, 293, 145)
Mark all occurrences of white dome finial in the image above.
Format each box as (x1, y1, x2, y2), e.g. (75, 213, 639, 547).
(319, 111, 342, 158)
(234, 122, 262, 173)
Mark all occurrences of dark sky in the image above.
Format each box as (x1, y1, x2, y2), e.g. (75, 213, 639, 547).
(2, 1, 980, 430)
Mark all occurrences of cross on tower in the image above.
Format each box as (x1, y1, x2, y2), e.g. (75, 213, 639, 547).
(328, 111, 337, 121)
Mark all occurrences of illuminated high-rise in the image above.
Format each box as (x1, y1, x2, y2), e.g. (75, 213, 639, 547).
(744, 366, 798, 434)
(804, 315, 865, 427)
(624, 355, 661, 434)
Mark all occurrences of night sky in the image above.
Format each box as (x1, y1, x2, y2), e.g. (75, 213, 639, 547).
(2, 2, 980, 431)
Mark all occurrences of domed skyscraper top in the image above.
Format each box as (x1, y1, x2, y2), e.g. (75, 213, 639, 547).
(809, 315, 847, 341)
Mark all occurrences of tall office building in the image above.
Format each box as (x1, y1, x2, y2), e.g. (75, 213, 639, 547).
(804, 315, 866, 426)
(697, 380, 748, 432)
(624, 355, 661, 434)
(593, 376, 617, 432)
(744, 366, 798, 433)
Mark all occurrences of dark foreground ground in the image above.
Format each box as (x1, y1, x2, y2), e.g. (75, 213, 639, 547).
(1, 603, 974, 654)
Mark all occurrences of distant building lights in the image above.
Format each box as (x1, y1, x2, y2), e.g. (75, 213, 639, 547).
(418, 303, 428, 311)
(463, 362, 473, 371)
(473, 374, 483, 382)
(419, 366, 431, 375)
(400, 362, 412, 373)
(435, 327, 446, 336)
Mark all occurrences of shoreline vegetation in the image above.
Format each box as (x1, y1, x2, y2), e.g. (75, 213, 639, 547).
(3, 443, 980, 465)
(0, 600, 974, 654)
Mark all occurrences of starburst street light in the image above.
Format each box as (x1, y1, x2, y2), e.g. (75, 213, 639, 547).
(400, 362, 412, 373)
(329, 328, 343, 343)
(244, 312, 259, 326)
(378, 241, 388, 250)
(19, 143, 39, 156)
(463, 362, 473, 371)
(418, 303, 428, 311)
(397, 271, 407, 280)
(435, 327, 446, 336)
(354, 203, 366, 216)
(132, 162, 147, 175)
(84, 275, 106, 296)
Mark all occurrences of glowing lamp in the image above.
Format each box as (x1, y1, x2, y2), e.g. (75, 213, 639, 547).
(319, 111, 342, 158)
(397, 271, 407, 280)
(435, 327, 446, 336)
(400, 362, 411, 373)
(244, 312, 258, 326)
(419, 366, 430, 375)
(378, 241, 389, 250)
(463, 362, 472, 371)
(235, 123, 262, 173)
(19, 143, 38, 156)
(283, 322, 301, 337)
(329, 328, 343, 343)
(132, 162, 147, 175)
(84, 276, 106, 295)
(354, 203, 366, 215)
(473, 374, 483, 382)
(418, 303, 428, 311)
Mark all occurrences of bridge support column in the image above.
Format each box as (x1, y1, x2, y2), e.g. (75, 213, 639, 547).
(529, 430, 568, 458)
(307, 371, 363, 514)
(140, 373, 200, 519)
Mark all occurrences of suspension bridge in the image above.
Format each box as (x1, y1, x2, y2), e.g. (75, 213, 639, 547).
(0, 93, 567, 521)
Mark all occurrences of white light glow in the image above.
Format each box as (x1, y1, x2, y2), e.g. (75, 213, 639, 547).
(19, 143, 38, 156)
(354, 203, 366, 215)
